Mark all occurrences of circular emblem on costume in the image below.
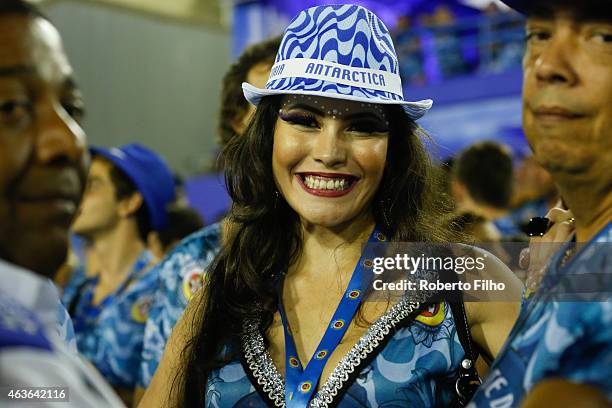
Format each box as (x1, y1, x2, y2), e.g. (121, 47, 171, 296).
(130, 296, 154, 323)
(182, 268, 205, 302)
(300, 381, 312, 393)
(415, 303, 445, 327)
(289, 356, 300, 368)
(315, 349, 328, 360)
(376, 232, 387, 242)
(331, 319, 345, 330)
(363, 259, 373, 268)
(348, 289, 361, 299)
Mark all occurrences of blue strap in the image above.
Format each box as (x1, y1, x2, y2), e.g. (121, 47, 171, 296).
(278, 227, 386, 407)
(73, 252, 150, 332)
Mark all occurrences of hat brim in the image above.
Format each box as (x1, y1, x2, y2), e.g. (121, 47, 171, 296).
(242, 82, 433, 121)
(499, 0, 528, 14)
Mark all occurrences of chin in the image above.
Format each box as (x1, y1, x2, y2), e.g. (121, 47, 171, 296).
(16, 228, 70, 279)
(535, 142, 590, 175)
(299, 208, 364, 230)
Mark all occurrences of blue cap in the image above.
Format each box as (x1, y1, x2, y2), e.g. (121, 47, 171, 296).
(90, 143, 176, 230)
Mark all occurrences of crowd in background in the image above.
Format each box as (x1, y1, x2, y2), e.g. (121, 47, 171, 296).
(394, 2, 524, 84)
(1, 0, 611, 407)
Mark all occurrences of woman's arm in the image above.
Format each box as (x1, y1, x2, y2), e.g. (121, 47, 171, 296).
(465, 301, 519, 359)
(520, 379, 612, 408)
(464, 248, 522, 359)
(137, 289, 205, 408)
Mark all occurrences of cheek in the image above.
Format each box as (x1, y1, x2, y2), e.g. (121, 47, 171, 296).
(0, 137, 31, 195)
(356, 139, 388, 181)
(272, 126, 308, 181)
(80, 193, 112, 218)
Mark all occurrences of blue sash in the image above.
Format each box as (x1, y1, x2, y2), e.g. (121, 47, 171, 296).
(278, 227, 387, 407)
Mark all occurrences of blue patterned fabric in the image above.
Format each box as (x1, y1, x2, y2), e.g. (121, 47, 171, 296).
(205, 302, 465, 407)
(468, 225, 612, 407)
(139, 223, 222, 387)
(61, 263, 87, 308)
(56, 299, 77, 354)
(242, 4, 432, 120)
(68, 251, 157, 388)
(0, 290, 53, 352)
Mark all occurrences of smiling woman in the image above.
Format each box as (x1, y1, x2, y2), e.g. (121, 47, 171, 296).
(140, 4, 521, 408)
(273, 95, 390, 228)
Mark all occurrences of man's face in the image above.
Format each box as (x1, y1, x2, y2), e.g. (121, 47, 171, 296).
(72, 158, 121, 240)
(522, 9, 612, 185)
(0, 15, 87, 278)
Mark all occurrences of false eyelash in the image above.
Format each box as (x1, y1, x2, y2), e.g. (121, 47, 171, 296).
(279, 111, 319, 127)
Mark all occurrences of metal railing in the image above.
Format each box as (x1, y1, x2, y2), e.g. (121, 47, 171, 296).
(394, 12, 525, 85)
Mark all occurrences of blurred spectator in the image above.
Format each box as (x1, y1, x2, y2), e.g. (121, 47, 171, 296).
(147, 205, 204, 259)
(450, 141, 514, 242)
(481, 1, 524, 72)
(0, 1, 122, 405)
(63, 143, 175, 405)
(430, 5, 468, 78)
(494, 155, 558, 238)
(395, 15, 426, 85)
(133, 36, 281, 404)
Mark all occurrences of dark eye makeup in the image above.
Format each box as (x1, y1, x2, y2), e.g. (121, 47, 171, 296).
(279, 108, 389, 134)
(347, 118, 389, 134)
(279, 110, 319, 128)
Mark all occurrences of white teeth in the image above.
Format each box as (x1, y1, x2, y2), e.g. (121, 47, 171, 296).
(302, 175, 351, 191)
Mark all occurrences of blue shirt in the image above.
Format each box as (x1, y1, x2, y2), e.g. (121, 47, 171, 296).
(139, 222, 221, 387)
(0, 259, 124, 407)
(66, 251, 157, 388)
(468, 224, 612, 407)
(56, 299, 77, 355)
(206, 301, 464, 407)
(61, 262, 87, 311)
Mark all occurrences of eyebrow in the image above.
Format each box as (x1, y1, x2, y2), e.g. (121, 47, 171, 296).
(0, 64, 35, 77)
(528, 5, 612, 23)
(285, 103, 386, 121)
(0, 64, 81, 92)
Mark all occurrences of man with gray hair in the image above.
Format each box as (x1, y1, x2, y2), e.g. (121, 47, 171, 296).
(469, 0, 612, 406)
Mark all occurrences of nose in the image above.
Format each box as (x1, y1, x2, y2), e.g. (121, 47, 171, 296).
(311, 123, 347, 168)
(35, 99, 86, 166)
(534, 29, 578, 86)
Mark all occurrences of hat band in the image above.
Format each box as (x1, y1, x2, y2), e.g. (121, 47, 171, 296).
(266, 58, 403, 97)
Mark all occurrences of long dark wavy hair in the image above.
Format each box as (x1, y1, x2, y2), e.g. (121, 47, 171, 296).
(177, 95, 457, 406)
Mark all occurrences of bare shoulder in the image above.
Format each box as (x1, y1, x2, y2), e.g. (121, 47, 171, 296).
(457, 245, 522, 358)
(520, 379, 612, 408)
(463, 245, 522, 323)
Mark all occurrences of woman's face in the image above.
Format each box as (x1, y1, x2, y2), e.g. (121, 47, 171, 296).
(272, 95, 390, 229)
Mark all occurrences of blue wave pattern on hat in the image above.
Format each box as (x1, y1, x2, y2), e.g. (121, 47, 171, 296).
(243, 4, 433, 119)
(268, 5, 402, 102)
